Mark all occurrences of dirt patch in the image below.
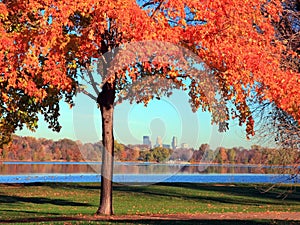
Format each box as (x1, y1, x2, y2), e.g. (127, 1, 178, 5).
(94, 212, 300, 221)
(1, 212, 299, 223)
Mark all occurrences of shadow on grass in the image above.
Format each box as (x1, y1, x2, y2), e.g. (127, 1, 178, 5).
(16, 182, 300, 207)
(6, 182, 298, 211)
(0, 208, 61, 215)
(168, 183, 300, 202)
(160, 182, 300, 199)
(22, 182, 101, 191)
(0, 194, 92, 206)
(114, 183, 300, 206)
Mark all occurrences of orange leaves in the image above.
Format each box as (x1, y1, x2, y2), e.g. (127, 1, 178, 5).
(0, 1, 78, 98)
(264, 0, 282, 22)
(167, 71, 178, 79)
(0, 0, 299, 137)
(143, 61, 152, 72)
(0, 3, 8, 20)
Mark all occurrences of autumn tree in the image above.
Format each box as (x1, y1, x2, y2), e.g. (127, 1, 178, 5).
(1, 0, 300, 215)
(252, 0, 300, 175)
(254, 0, 300, 145)
(170, 148, 193, 161)
(125, 146, 140, 161)
(216, 147, 228, 164)
(114, 140, 126, 161)
(227, 148, 237, 164)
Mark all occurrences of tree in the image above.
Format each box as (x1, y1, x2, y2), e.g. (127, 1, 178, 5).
(125, 146, 139, 161)
(152, 147, 172, 162)
(216, 147, 228, 164)
(253, 0, 300, 146)
(227, 148, 237, 164)
(114, 140, 126, 161)
(1, 0, 300, 215)
(251, 0, 300, 177)
(189, 143, 210, 163)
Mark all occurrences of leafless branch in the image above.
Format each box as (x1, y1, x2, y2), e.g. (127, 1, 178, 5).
(77, 86, 97, 101)
(86, 68, 100, 96)
(150, 0, 165, 18)
(141, 1, 155, 9)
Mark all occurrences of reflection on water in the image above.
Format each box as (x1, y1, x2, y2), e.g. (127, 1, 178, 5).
(0, 162, 296, 175)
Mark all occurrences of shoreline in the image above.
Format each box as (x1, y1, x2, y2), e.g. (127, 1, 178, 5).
(0, 160, 299, 168)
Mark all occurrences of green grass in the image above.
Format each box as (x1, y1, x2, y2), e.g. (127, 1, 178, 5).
(0, 182, 299, 224)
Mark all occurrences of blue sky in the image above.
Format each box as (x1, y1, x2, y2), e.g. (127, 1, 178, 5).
(16, 89, 260, 149)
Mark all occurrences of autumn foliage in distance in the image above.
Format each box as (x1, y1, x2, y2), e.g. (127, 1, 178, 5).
(1, 136, 299, 168)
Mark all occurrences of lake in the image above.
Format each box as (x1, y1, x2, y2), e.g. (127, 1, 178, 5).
(0, 161, 299, 184)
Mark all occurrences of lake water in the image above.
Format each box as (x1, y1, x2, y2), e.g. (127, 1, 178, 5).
(0, 161, 299, 184)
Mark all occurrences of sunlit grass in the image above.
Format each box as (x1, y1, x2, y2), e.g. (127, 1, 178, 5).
(0, 182, 299, 224)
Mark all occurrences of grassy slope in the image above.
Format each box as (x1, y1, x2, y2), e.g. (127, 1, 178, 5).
(0, 182, 299, 224)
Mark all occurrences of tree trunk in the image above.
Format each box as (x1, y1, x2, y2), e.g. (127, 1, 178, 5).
(96, 82, 115, 215)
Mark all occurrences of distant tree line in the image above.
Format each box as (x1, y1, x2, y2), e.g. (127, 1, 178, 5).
(0, 136, 298, 166)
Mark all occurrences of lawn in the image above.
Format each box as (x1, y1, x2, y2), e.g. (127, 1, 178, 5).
(0, 182, 299, 224)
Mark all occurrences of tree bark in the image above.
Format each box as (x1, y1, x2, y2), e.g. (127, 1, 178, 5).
(96, 81, 115, 215)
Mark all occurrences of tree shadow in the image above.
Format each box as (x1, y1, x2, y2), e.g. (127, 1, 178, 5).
(23, 182, 101, 191)
(159, 183, 300, 202)
(0, 194, 92, 206)
(114, 183, 300, 206)
(4, 182, 298, 209)
(0, 208, 60, 215)
(7, 182, 300, 206)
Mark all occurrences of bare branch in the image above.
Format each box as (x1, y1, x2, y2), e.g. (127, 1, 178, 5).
(77, 86, 97, 101)
(141, 1, 155, 9)
(86, 67, 100, 96)
(150, 0, 165, 18)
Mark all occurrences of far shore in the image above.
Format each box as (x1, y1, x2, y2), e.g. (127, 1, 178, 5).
(0, 160, 299, 168)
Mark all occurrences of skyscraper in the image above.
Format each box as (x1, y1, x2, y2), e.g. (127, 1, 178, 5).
(171, 136, 177, 149)
(143, 136, 151, 147)
(156, 136, 163, 147)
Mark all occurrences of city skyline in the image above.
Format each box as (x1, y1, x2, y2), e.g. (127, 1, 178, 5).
(143, 135, 190, 149)
(16, 90, 260, 149)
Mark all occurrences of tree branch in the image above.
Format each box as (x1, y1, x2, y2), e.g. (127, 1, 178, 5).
(150, 0, 165, 18)
(77, 86, 97, 101)
(86, 68, 100, 96)
(141, 1, 155, 9)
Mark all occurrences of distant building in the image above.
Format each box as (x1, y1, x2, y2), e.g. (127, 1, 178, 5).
(143, 136, 151, 148)
(156, 136, 163, 147)
(163, 144, 171, 149)
(171, 136, 177, 149)
(181, 143, 189, 149)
